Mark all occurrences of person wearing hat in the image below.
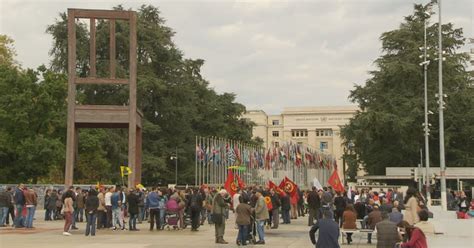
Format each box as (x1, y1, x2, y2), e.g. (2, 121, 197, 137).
(254, 190, 269, 245)
(367, 204, 383, 244)
(212, 189, 229, 244)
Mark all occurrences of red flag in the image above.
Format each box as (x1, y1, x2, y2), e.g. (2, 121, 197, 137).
(236, 174, 245, 189)
(279, 176, 297, 197)
(224, 170, 238, 196)
(328, 169, 344, 192)
(264, 195, 273, 211)
(268, 180, 285, 196)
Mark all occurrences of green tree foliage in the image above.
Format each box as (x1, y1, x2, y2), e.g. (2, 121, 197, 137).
(0, 35, 17, 67)
(341, 4, 474, 175)
(40, 5, 255, 185)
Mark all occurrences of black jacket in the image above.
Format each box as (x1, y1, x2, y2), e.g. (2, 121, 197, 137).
(270, 194, 281, 209)
(85, 194, 99, 214)
(307, 191, 321, 209)
(334, 196, 346, 212)
(281, 194, 291, 211)
(127, 192, 140, 214)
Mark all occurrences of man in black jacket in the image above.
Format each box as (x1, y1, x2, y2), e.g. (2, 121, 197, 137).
(189, 188, 203, 231)
(307, 187, 321, 226)
(85, 189, 99, 236)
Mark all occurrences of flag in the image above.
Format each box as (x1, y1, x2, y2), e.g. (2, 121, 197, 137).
(227, 143, 236, 165)
(279, 176, 297, 197)
(328, 169, 344, 192)
(268, 180, 284, 196)
(236, 174, 245, 189)
(120, 166, 132, 177)
(264, 195, 273, 211)
(136, 183, 145, 190)
(224, 170, 238, 196)
(312, 178, 323, 190)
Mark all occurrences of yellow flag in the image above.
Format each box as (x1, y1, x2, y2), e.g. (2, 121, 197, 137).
(120, 165, 133, 177)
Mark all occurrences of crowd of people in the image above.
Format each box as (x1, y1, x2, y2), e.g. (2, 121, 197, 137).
(1, 183, 473, 248)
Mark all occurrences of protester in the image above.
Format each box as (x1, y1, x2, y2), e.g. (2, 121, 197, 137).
(13, 184, 25, 228)
(6, 187, 15, 226)
(63, 190, 74, 236)
(403, 187, 420, 225)
(342, 204, 357, 244)
(127, 188, 140, 231)
(376, 211, 401, 248)
(280, 191, 291, 224)
(24, 187, 37, 229)
(96, 187, 106, 229)
(85, 188, 99, 236)
(389, 204, 403, 224)
(236, 196, 252, 246)
(104, 187, 113, 228)
(75, 187, 85, 222)
(110, 186, 124, 230)
(458, 191, 468, 213)
(307, 187, 321, 226)
(309, 209, 340, 248)
(399, 225, 428, 248)
(367, 204, 382, 244)
(0, 188, 10, 227)
(254, 190, 269, 245)
(146, 187, 160, 231)
(334, 191, 346, 227)
(414, 209, 435, 235)
(213, 189, 229, 244)
(269, 188, 281, 229)
(189, 188, 203, 231)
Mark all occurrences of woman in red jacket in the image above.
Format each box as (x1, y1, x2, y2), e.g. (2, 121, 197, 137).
(400, 225, 428, 248)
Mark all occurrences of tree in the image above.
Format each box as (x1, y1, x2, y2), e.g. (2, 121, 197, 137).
(341, 4, 474, 175)
(0, 34, 17, 67)
(45, 5, 255, 184)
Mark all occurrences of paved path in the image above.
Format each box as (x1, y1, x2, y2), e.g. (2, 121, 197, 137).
(0, 210, 473, 248)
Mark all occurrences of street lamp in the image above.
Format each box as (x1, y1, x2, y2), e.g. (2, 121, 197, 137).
(420, 6, 432, 207)
(431, 0, 448, 211)
(170, 147, 178, 185)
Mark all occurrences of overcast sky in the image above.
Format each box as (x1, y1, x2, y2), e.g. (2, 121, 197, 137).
(0, 0, 471, 114)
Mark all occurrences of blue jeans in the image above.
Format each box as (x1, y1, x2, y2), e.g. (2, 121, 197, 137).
(237, 224, 248, 244)
(129, 213, 137, 230)
(0, 207, 8, 225)
(85, 213, 97, 236)
(282, 209, 291, 224)
(14, 205, 24, 227)
(256, 220, 265, 242)
(159, 209, 165, 228)
(112, 208, 121, 228)
(25, 206, 35, 228)
(138, 206, 144, 222)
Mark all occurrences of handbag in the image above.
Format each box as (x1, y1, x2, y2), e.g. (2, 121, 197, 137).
(211, 213, 223, 224)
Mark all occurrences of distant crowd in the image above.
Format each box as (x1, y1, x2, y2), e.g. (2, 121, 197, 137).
(0, 184, 473, 248)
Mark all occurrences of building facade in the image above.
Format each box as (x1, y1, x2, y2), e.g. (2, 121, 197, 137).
(243, 106, 358, 184)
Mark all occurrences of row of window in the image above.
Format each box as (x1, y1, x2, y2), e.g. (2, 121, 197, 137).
(272, 129, 334, 137)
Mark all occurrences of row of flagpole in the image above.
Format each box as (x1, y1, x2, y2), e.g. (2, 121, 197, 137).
(195, 136, 335, 188)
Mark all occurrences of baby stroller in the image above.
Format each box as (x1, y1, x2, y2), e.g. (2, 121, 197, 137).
(164, 198, 181, 230)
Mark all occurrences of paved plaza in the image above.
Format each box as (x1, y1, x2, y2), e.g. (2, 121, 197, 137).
(1, 208, 473, 248)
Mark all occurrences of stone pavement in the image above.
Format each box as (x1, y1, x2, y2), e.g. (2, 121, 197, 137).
(0, 210, 473, 248)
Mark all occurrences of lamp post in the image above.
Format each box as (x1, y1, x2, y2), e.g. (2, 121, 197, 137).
(420, 8, 432, 207)
(431, 0, 447, 211)
(170, 147, 178, 185)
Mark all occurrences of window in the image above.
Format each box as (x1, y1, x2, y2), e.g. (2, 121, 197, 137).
(316, 129, 333, 137)
(291, 129, 308, 137)
(272, 131, 279, 137)
(272, 120, 279, 125)
(320, 141, 328, 151)
(274, 142, 279, 147)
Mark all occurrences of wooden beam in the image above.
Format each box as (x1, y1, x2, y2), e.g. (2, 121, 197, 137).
(109, 19, 116, 79)
(75, 77, 128, 84)
(89, 18, 96, 77)
(65, 9, 77, 187)
(128, 12, 138, 187)
(71, 9, 131, 20)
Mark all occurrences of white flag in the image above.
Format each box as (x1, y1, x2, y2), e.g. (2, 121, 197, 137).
(313, 178, 323, 190)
